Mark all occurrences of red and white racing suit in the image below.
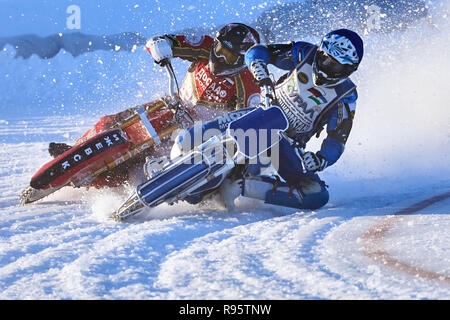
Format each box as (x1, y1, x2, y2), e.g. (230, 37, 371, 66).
(75, 34, 261, 187)
(167, 34, 261, 119)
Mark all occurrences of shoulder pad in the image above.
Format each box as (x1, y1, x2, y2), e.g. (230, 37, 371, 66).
(244, 44, 270, 66)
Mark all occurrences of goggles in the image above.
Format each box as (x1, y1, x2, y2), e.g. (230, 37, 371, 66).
(315, 50, 356, 79)
(213, 41, 239, 65)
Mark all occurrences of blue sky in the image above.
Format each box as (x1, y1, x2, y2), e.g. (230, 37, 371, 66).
(0, 0, 296, 37)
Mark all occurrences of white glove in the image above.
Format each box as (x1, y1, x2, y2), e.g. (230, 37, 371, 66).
(146, 35, 173, 65)
(302, 151, 328, 172)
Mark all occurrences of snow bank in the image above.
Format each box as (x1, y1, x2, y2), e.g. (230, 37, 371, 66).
(0, 32, 147, 59)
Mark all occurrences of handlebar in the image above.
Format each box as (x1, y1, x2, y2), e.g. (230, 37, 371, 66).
(164, 60, 180, 99)
(263, 85, 271, 109)
(162, 59, 194, 128)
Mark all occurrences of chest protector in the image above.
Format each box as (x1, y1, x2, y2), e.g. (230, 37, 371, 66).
(180, 60, 237, 111)
(275, 52, 356, 138)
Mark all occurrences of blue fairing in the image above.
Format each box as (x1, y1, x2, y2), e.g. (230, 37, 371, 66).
(175, 108, 254, 153)
(228, 107, 289, 159)
(139, 161, 209, 206)
(175, 106, 289, 161)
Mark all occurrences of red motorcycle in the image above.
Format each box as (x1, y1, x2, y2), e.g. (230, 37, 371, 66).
(20, 63, 192, 205)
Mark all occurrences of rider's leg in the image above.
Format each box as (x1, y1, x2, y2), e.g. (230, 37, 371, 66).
(240, 137, 329, 210)
(48, 142, 72, 158)
(241, 172, 329, 210)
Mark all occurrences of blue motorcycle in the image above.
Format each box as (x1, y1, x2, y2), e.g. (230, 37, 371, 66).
(112, 85, 302, 221)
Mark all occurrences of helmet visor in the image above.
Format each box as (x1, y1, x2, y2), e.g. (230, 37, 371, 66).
(213, 41, 239, 65)
(315, 50, 355, 79)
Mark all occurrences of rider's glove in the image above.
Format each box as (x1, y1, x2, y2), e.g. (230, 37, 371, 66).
(250, 60, 273, 87)
(146, 35, 173, 66)
(303, 151, 328, 172)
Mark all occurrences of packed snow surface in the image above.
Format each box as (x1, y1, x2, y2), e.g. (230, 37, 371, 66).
(0, 0, 449, 299)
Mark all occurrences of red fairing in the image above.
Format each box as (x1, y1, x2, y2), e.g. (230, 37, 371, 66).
(30, 129, 131, 190)
(128, 109, 173, 143)
(30, 107, 177, 190)
(76, 102, 174, 146)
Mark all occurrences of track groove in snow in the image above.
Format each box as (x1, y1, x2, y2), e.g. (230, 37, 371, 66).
(362, 192, 450, 285)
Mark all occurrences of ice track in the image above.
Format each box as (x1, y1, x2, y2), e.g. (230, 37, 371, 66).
(0, 117, 449, 299)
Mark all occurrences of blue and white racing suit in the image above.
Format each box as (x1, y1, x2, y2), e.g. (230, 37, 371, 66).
(173, 41, 358, 210)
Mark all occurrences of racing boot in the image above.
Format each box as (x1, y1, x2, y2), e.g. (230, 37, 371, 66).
(48, 142, 72, 158)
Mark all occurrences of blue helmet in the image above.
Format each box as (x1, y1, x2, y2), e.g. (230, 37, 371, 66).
(312, 29, 363, 87)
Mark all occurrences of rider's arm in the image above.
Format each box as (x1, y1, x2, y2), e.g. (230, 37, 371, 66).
(146, 34, 213, 63)
(245, 41, 316, 71)
(169, 34, 213, 61)
(317, 91, 357, 167)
